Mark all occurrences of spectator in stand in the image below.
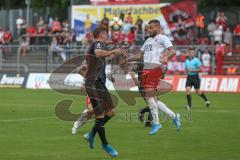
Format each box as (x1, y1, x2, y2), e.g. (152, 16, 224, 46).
(223, 27, 232, 54)
(122, 20, 132, 40)
(20, 37, 29, 56)
(3, 31, 13, 45)
(47, 15, 54, 31)
(207, 20, 216, 44)
(119, 12, 125, 22)
(215, 11, 227, 28)
(234, 24, 240, 49)
(101, 13, 109, 33)
(111, 29, 124, 44)
(213, 25, 223, 45)
(227, 64, 237, 75)
(135, 16, 143, 43)
(135, 16, 143, 33)
(27, 26, 37, 45)
(82, 32, 94, 53)
(37, 16, 45, 30)
(0, 29, 5, 53)
(62, 19, 70, 32)
(216, 43, 226, 75)
(0, 28, 12, 56)
(201, 49, 211, 73)
(62, 31, 75, 46)
(37, 17, 47, 40)
(0, 28, 4, 40)
(50, 37, 66, 62)
(196, 13, 205, 37)
(16, 17, 27, 36)
(126, 12, 133, 24)
(127, 27, 136, 45)
(16, 16, 25, 37)
(69, 31, 76, 45)
(52, 17, 62, 33)
(144, 25, 150, 41)
(84, 14, 92, 33)
(86, 32, 93, 44)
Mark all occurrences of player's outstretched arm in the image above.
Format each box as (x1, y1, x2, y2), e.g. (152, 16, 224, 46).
(129, 71, 141, 86)
(95, 48, 126, 58)
(120, 50, 143, 65)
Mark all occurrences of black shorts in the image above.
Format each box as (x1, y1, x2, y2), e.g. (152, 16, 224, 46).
(137, 70, 145, 97)
(186, 75, 201, 89)
(85, 79, 114, 116)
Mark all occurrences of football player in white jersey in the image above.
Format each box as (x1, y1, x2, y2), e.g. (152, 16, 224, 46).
(122, 19, 181, 135)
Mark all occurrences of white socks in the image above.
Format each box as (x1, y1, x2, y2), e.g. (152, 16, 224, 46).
(156, 100, 176, 119)
(147, 98, 159, 125)
(74, 109, 88, 128)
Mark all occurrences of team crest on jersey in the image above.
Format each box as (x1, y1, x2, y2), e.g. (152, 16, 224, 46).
(96, 42, 101, 48)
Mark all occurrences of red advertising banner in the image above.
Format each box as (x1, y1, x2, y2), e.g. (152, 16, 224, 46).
(164, 75, 240, 93)
(161, 1, 196, 45)
(90, 0, 160, 5)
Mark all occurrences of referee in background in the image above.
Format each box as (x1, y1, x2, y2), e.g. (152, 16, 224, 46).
(185, 48, 210, 111)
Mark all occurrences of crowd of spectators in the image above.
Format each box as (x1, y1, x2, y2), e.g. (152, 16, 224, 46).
(195, 11, 240, 74)
(91, 12, 144, 46)
(0, 10, 239, 73)
(14, 16, 76, 57)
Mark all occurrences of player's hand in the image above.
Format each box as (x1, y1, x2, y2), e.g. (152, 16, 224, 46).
(188, 69, 195, 72)
(107, 73, 115, 83)
(160, 56, 168, 64)
(119, 48, 128, 57)
(113, 48, 127, 56)
(119, 58, 127, 65)
(133, 78, 141, 86)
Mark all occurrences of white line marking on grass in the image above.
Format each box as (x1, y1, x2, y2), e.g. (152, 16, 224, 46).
(0, 116, 56, 122)
(193, 110, 232, 113)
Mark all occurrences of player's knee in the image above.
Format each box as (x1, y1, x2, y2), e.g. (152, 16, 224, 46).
(107, 110, 115, 117)
(195, 90, 201, 95)
(87, 109, 94, 115)
(186, 88, 191, 95)
(146, 98, 156, 109)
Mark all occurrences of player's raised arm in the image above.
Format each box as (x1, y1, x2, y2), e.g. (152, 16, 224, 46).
(92, 27, 126, 58)
(95, 48, 125, 58)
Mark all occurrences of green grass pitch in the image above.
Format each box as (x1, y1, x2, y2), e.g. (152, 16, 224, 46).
(0, 88, 240, 160)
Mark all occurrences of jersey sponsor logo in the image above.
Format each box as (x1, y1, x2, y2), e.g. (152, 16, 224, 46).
(144, 44, 153, 51)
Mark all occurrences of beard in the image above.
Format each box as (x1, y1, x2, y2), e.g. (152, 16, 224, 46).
(149, 31, 157, 37)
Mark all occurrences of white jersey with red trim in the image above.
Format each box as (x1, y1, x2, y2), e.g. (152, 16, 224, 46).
(141, 34, 173, 69)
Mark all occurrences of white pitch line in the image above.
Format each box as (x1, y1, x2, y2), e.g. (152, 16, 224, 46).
(0, 109, 233, 123)
(0, 116, 56, 122)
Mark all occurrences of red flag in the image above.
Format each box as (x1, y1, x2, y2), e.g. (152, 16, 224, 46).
(161, 1, 197, 45)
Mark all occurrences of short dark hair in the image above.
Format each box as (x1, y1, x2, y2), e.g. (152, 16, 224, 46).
(93, 27, 106, 38)
(148, 19, 160, 25)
